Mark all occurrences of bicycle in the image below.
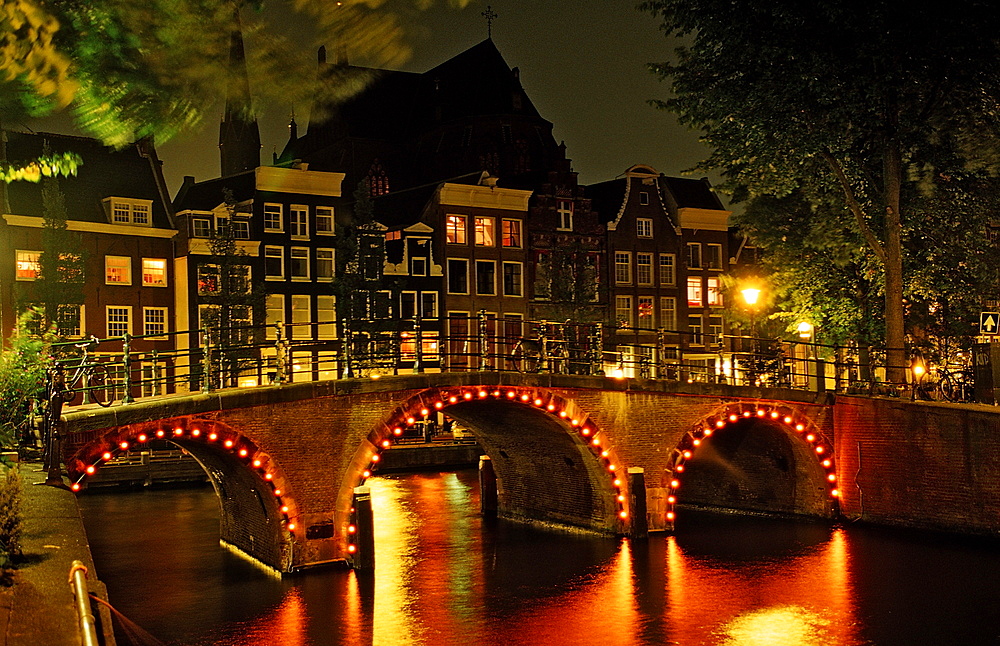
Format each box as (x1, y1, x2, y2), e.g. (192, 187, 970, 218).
(510, 337, 542, 373)
(933, 364, 974, 403)
(54, 336, 116, 407)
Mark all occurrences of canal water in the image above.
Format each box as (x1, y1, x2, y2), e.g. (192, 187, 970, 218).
(79, 469, 1000, 646)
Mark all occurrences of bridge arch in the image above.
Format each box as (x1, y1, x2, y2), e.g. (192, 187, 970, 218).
(341, 384, 631, 555)
(65, 418, 299, 572)
(665, 401, 840, 527)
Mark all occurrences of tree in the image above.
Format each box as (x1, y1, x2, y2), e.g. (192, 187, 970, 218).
(198, 191, 266, 387)
(32, 175, 86, 335)
(0, 310, 50, 448)
(1, 0, 472, 161)
(642, 0, 1000, 382)
(535, 240, 602, 324)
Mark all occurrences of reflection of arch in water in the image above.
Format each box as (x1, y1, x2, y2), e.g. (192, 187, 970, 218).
(66, 418, 298, 572)
(343, 385, 631, 557)
(666, 403, 840, 528)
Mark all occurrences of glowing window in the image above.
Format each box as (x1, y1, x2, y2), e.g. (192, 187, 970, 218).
(687, 276, 703, 306)
(142, 258, 167, 287)
(446, 215, 467, 244)
(502, 219, 522, 247)
(475, 217, 495, 246)
(105, 256, 132, 285)
(15, 250, 40, 281)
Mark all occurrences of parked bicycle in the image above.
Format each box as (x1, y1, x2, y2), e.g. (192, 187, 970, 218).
(934, 364, 974, 403)
(53, 336, 117, 407)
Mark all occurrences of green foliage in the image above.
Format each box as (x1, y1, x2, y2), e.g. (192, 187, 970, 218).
(33, 175, 86, 334)
(643, 0, 1000, 374)
(0, 150, 81, 182)
(537, 240, 602, 323)
(0, 467, 23, 563)
(1, 0, 473, 154)
(0, 310, 50, 449)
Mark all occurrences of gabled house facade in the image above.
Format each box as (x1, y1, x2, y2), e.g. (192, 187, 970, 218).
(1, 131, 177, 392)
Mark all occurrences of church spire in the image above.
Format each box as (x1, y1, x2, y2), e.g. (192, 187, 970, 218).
(219, 7, 261, 177)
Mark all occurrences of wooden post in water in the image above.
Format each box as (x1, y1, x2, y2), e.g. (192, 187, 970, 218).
(352, 486, 375, 570)
(627, 467, 648, 539)
(479, 455, 497, 517)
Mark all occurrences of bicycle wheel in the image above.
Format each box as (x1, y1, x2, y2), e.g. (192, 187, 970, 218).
(87, 364, 115, 407)
(938, 375, 957, 402)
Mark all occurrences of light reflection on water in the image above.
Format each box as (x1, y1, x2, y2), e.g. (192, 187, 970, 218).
(79, 469, 1000, 646)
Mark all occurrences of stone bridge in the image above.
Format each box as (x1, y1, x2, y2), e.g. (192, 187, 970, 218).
(59, 372, 1000, 573)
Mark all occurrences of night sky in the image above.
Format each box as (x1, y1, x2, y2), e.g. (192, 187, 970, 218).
(157, 0, 714, 197)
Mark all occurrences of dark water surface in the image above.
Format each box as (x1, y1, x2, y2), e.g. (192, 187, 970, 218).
(79, 470, 1000, 646)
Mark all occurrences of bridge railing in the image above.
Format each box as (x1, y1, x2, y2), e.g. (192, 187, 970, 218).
(42, 315, 936, 408)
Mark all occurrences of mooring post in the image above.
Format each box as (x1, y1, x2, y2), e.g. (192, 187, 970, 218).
(479, 455, 498, 517)
(627, 467, 648, 539)
(352, 486, 375, 570)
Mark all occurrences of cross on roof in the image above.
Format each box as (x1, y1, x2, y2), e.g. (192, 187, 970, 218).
(482, 5, 498, 39)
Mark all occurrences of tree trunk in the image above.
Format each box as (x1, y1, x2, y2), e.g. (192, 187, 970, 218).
(883, 124, 907, 385)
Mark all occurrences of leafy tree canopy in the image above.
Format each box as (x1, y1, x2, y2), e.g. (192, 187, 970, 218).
(1, 0, 471, 148)
(642, 0, 1000, 377)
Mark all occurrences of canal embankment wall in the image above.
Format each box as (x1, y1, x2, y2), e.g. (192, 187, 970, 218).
(5, 462, 114, 646)
(834, 396, 1000, 535)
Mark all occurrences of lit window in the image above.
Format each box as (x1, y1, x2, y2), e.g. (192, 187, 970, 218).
(637, 218, 653, 237)
(615, 252, 631, 284)
(290, 247, 309, 280)
(385, 230, 402, 241)
(265, 246, 284, 280)
(291, 295, 310, 340)
(446, 215, 467, 244)
(107, 198, 153, 226)
(660, 297, 677, 331)
(316, 207, 334, 235)
(706, 243, 724, 270)
(638, 296, 654, 329)
(15, 250, 40, 281)
(264, 204, 283, 232)
(502, 219, 522, 247)
(687, 243, 702, 269)
(290, 206, 308, 239)
(475, 217, 495, 246)
(197, 264, 220, 295)
(316, 249, 334, 281)
(266, 294, 284, 337)
(687, 276, 703, 306)
(142, 258, 167, 287)
(143, 307, 168, 338)
(659, 254, 676, 286)
(616, 296, 633, 328)
(476, 260, 496, 295)
(503, 262, 522, 297)
(707, 276, 723, 306)
(317, 295, 336, 340)
(106, 306, 131, 337)
(557, 200, 574, 231)
(105, 256, 132, 285)
(636, 253, 653, 285)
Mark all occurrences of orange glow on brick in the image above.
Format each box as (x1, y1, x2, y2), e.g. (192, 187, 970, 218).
(822, 459, 832, 468)
(348, 544, 357, 553)
(192, 429, 201, 437)
(784, 416, 793, 424)
(420, 408, 429, 416)
(224, 439, 234, 448)
(382, 440, 391, 448)
(828, 474, 837, 482)
(507, 391, 515, 398)
(757, 409, 765, 416)
(693, 439, 701, 446)
(156, 429, 165, 438)
(450, 396, 458, 403)
(614, 478, 622, 487)
(806, 434, 816, 442)
(362, 470, 371, 478)
(434, 402, 443, 409)
(173, 428, 183, 436)
(281, 505, 289, 513)
(371, 454, 380, 462)
(831, 489, 840, 497)
(591, 438, 600, 446)
(274, 489, 282, 496)
(670, 479, 680, 488)
(667, 496, 676, 504)
(208, 433, 217, 441)
(682, 450, 692, 459)
(464, 392, 473, 400)
(287, 523, 296, 531)
(102, 452, 112, 461)
(729, 414, 738, 421)
(479, 391, 488, 398)
(816, 446, 825, 454)
(119, 441, 129, 450)
(534, 398, 543, 406)
(264, 473, 273, 480)
(676, 464, 685, 473)
(716, 420, 725, 428)
(406, 417, 415, 425)
(521, 394, 529, 401)
(547, 403, 555, 411)
(393, 427, 402, 435)
(253, 459, 262, 468)
(239, 448, 248, 457)
(137, 434, 147, 442)
(348, 524, 356, 533)
(619, 510, 628, 519)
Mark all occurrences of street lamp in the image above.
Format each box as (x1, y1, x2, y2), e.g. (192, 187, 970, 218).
(741, 287, 762, 385)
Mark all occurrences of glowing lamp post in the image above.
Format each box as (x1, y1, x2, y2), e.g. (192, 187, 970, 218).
(741, 287, 762, 385)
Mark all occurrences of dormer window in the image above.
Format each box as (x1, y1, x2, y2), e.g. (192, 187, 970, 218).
(557, 200, 574, 231)
(105, 197, 153, 226)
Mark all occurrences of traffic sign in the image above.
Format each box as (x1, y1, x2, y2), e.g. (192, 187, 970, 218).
(981, 312, 999, 335)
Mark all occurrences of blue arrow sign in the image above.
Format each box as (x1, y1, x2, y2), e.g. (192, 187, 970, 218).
(982, 312, 1000, 335)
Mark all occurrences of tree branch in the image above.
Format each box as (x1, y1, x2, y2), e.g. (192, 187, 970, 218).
(820, 149, 886, 264)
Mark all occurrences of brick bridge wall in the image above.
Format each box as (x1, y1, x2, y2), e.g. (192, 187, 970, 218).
(60, 373, 1000, 573)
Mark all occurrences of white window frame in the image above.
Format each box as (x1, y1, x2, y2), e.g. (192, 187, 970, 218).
(687, 243, 702, 269)
(143, 306, 169, 339)
(502, 219, 522, 248)
(638, 296, 654, 330)
(191, 217, 212, 238)
(291, 294, 311, 340)
(659, 254, 676, 287)
(689, 315, 704, 346)
(502, 261, 523, 297)
(141, 258, 168, 287)
(706, 243, 724, 270)
(639, 191, 650, 206)
(400, 291, 418, 318)
(290, 205, 309, 240)
(57, 304, 85, 337)
(474, 216, 496, 247)
(557, 200, 574, 231)
(106, 305, 132, 337)
(15, 250, 40, 281)
(317, 295, 337, 340)
(266, 294, 284, 339)
(446, 215, 467, 245)
(264, 246, 284, 281)
(616, 296, 633, 328)
(107, 198, 153, 226)
(316, 248, 335, 282)
(707, 276, 723, 307)
(614, 251, 632, 285)
(637, 218, 653, 238)
(660, 297, 677, 331)
(476, 260, 497, 295)
(421, 291, 439, 319)
(315, 206, 335, 235)
(105, 255, 132, 286)
(636, 252, 653, 286)
(290, 247, 310, 281)
(448, 258, 469, 294)
(687, 276, 703, 307)
(264, 203, 283, 233)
